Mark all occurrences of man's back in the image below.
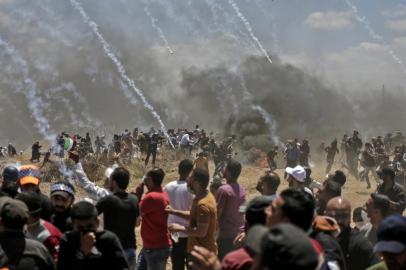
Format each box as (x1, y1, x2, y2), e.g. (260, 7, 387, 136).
(188, 192, 217, 253)
(338, 227, 379, 270)
(215, 183, 245, 239)
(164, 180, 193, 237)
(0, 231, 54, 270)
(96, 192, 139, 249)
(140, 188, 171, 249)
(58, 230, 128, 270)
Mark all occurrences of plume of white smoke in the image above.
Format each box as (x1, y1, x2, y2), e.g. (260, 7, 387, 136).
(228, 0, 272, 64)
(69, 0, 174, 148)
(143, 4, 174, 54)
(0, 36, 76, 182)
(344, 0, 406, 75)
(251, 105, 281, 146)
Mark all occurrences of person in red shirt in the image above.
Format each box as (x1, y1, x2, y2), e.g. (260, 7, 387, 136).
(139, 168, 171, 270)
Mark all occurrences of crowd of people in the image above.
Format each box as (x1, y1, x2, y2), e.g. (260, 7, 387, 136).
(0, 127, 405, 269)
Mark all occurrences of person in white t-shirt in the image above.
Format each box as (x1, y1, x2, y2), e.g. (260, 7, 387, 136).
(164, 159, 194, 270)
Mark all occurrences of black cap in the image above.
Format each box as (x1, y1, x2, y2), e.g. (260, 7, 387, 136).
(245, 224, 319, 270)
(2, 166, 19, 182)
(15, 192, 42, 216)
(375, 215, 406, 254)
(0, 197, 29, 229)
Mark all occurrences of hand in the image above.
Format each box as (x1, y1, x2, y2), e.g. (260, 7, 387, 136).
(168, 223, 185, 233)
(189, 246, 221, 270)
(233, 232, 246, 248)
(80, 232, 96, 256)
(69, 151, 80, 164)
(165, 205, 176, 214)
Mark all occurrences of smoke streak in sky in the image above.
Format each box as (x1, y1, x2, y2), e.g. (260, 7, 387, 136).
(344, 0, 406, 75)
(0, 36, 56, 142)
(144, 4, 174, 54)
(228, 0, 272, 64)
(251, 105, 280, 146)
(69, 0, 174, 148)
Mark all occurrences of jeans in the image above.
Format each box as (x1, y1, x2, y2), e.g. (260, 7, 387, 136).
(217, 238, 235, 260)
(124, 248, 137, 270)
(136, 249, 147, 270)
(143, 247, 171, 270)
(171, 238, 188, 270)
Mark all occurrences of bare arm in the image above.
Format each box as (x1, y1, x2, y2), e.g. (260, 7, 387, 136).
(166, 206, 190, 220)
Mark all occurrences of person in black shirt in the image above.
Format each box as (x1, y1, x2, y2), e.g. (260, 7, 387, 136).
(96, 167, 139, 269)
(325, 197, 379, 270)
(31, 141, 42, 162)
(50, 181, 75, 232)
(377, 168, 406, 215)
(1, 165, 19, 198)
(145, 133, 159, 167)
(0, 197, 54, 269)
(58, 201, 128, 270)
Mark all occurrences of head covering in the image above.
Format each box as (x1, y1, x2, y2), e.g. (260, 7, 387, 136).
(285, 165, 306, 182)
(374, 215, 406, 254)
(2, 165, 19, 182)
(50, 182, 75, 199)
(18, 165, 40, 186)
(0, 197, 29, 227)
(245, 224, 319, 270)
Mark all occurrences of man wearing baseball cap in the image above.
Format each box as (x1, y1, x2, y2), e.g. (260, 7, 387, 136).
(1, 165, 19, 198)
(0, 197, 54, 269)
(285, 165, 313, 195)
(368, 216, 406, 270)
(50, 181, 76, 233)
(18, 164, 53, 221)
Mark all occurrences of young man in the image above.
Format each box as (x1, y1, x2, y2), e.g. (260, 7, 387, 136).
(57, 201, 128, 270)
(0, 197, 54, 269)
(164, 159, 194, 270)
(168, 168, 217, 255)
(50, 181, 76, 233)
(186, 196, 274, 270)
(255, 172, 280, 197)
(285, 165, 312, 194)
(364, 193, 392, 245)
(1, 165, 19, 198)
(16, 192, 62, 261)
(96, 167, 139, 269)
(216, 160, 246, 259)
(139, 168, 171, 270)
(377, 168, 406, 214)
(194, 152, 209, 173)
(18, 164, 53, 221)
(368, 216, 406, 270)
(315, 179, 342, 215)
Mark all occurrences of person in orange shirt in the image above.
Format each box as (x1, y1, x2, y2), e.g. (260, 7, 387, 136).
(194, 152, 209, 174)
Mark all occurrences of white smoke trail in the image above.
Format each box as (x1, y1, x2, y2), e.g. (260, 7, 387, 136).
(204, 0, 263, 56)
(228, 0, 272, 64)
(344, 0, 406, 75)
(0, 37, 56, 142)
(69, 0, 175, 148)
(143, 4, 174, 54)
(0, 36, 75, 182)
(251, 105, 281, 146)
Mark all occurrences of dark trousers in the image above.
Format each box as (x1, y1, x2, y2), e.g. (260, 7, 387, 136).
(171, 237, 188, 270)
(145, 147, 157, 166)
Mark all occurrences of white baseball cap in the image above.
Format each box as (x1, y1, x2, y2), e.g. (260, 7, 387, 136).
(285, 165, 306, 182)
